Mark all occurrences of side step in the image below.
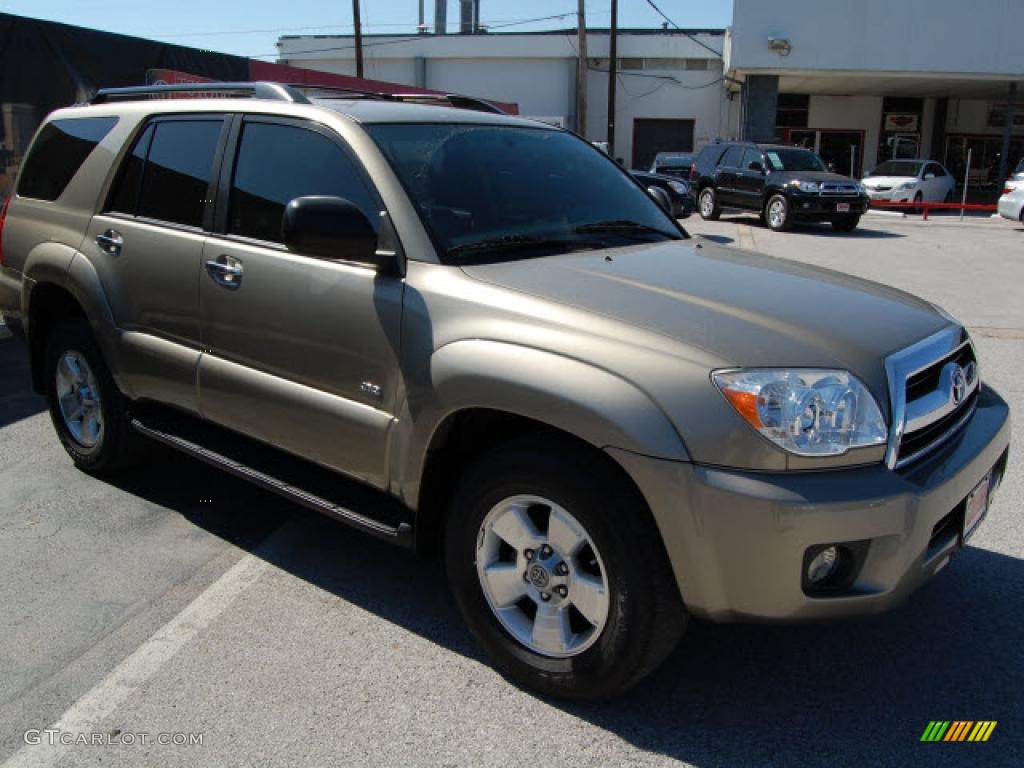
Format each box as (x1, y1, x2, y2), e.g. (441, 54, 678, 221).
(130, 409, 414, 548)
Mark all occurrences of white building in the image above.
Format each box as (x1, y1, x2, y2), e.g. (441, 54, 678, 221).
(277, 0, 1024, 184)
(726, 0, 1024, 185)
(277, 29, 735, 170)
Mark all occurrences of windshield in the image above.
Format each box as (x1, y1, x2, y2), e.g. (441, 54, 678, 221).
(366, 123, 683, 264)
(764, 148, 827, 172)
(868, 161, 923, 177)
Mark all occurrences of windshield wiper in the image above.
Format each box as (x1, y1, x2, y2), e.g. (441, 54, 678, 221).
(573, 220, 677, 239)
(446, 235, 600, 263)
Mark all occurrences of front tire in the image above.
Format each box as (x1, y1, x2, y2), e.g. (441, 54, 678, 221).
(698, 187, 721, 220)
(765, 194, 792, 231)
(44, 320, 140, 474)
(445, 439, 686, 701)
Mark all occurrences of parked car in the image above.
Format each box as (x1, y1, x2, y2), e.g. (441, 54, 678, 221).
(630, 170, 694, 218)
(0, 83, 1011, 701)
(649, 151, 696, 179)
(863, 160, 956, 205)
(692, 141, 869, 231)
(997, 183, 1024, 223)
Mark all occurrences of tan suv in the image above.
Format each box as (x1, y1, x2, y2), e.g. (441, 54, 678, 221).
(0, 83, 1011, 700)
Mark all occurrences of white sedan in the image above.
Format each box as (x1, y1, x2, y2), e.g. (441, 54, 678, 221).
(862, 160, 956, 204)
(998, 183, 1024, 223)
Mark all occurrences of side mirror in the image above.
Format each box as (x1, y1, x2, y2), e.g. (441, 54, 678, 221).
(827, 162, 836, 172)
(282, 195, 394, 272)
(647, 185, 672, 213)
(924, 172, 936, 180)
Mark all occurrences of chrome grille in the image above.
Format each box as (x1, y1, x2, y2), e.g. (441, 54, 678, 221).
(884, 328, 979, 470)
(820, 182, 860, 196)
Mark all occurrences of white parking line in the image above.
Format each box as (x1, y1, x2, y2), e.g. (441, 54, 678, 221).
(2, 525, 291, 768)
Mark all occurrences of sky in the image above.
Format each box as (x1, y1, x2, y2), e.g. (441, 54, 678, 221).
(0, 0, 733, 59)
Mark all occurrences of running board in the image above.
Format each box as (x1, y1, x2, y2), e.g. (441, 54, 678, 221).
(131, 414, 413, 548)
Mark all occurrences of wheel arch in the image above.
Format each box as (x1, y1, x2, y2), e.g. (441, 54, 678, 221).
(393, 340, 690, 556)
(24, 246, 122, 395)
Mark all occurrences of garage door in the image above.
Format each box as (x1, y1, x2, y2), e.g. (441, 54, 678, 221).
(632, 118, 695, 170)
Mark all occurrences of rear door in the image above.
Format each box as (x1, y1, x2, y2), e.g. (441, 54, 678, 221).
(197, 115, 403, 490)
(84, 115, 228, 412)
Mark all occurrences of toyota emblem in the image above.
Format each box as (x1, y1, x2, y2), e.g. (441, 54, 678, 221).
(951, 365, 967, 405)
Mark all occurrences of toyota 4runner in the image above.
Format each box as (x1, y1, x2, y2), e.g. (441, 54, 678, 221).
(693, 141, 870, 232)
(0, 83, 1011, 700)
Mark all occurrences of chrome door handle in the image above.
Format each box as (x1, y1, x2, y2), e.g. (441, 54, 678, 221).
(205, 256, 243, 289)
(96, 229, 123, 256)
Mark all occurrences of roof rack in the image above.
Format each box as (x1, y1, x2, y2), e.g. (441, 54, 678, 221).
(91, 82, 312, 104)
(89, 80, 507, 115)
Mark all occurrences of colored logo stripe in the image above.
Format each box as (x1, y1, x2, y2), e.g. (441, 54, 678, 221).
(921, 721, 996, 742)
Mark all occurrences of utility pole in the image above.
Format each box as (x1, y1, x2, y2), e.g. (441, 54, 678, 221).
(606, 0, 618, 158)
(576, 0, 587, 136)
(353, 0, 364, 78)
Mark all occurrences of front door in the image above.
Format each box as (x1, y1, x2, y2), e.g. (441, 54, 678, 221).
(84, 115, 227, 412)
(733, 147, 767, 208)
(198, 116, 403, 490)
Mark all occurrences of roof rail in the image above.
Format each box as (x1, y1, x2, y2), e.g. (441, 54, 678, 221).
(91, 82, 311, 105)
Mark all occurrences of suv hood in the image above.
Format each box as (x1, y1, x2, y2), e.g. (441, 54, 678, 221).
(769, 170, 857, 184)
(461, 240, 947, 404)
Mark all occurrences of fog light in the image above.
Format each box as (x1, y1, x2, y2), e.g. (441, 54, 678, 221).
(807, 546, 839, 583)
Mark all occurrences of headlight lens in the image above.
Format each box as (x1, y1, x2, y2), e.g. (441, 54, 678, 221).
(668, 181, 688, 194)
(790, 180, 820, 193)
(713, 369, 888, 456)
(899, 181, 917, 190)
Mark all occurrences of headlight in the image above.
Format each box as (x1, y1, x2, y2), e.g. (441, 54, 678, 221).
(713, 369, 888, 456)
(899, 181, 917, 190)
(668, 181, 688, 194)
(789, 180, 820, 193)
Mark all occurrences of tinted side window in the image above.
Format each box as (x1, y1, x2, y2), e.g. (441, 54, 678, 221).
(228, 121, 379, 244)
(720, 146, 743, 168)
(18, 117, 118, 201)
(137, 120, 222, 228)
(741, 148, 763, 170)
(107, 124, 154, 215)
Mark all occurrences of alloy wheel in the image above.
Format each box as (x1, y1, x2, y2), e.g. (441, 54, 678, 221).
(55, 350, 104, 450)
(475, 495, 610, 658)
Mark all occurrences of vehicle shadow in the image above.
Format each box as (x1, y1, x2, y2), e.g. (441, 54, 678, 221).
(696, 234, 735, 245)
(102, 444, 1023, 768)
(0, 337, 46, 429)
(718, 214, 907, 239)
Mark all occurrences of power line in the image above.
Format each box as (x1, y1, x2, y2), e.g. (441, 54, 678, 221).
(642, 0, 722, 57)
(251, 11, 589, 58)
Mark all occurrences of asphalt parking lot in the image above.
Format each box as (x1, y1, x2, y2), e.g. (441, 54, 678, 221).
(1, 212, 1022, 768)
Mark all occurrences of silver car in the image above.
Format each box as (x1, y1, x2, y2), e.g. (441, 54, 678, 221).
(0, 82, 1012, 700)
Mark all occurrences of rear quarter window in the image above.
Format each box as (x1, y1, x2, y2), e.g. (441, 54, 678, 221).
(17, 117, 118, 201)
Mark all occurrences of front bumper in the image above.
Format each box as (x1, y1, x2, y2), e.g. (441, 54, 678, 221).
(610, 385, 1011, 622)
(868, 189, 915, 203)
(789, 193, 869, 219)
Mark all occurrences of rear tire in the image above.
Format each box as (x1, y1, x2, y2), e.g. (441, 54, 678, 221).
(831, 215, 860, 233)
(44, 320, 141, 474)
(444, 438, 686, 701)
(764, 194, 792, 231)
(698, 187, 721, 220)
